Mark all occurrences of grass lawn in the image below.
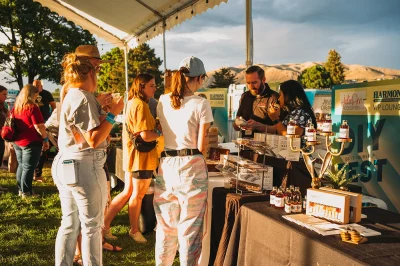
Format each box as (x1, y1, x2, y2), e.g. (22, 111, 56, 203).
(0, 163, 179, 266)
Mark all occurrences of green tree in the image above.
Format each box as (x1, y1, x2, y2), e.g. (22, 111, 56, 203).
(324, 49, 345, 85)
(298, 65, 332, 89)
(209, 67, 237, 88)
(97, 44, 163, 97)
(0, 0, 95, 89)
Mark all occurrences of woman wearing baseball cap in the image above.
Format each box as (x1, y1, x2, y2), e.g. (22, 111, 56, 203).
(154, 56, 213, 265)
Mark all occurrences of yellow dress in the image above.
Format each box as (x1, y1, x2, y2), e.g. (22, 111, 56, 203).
(123, 98, 158, 172)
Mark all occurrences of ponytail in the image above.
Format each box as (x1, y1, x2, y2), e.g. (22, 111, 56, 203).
(170, 67, 190, 109)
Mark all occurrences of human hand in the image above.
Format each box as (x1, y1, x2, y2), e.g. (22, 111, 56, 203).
(245, 119, 262, 130)
(42, 141, 50, 151)
(109, 96, 124, 115)
(267, 101, 280, 121)
(97, 92, 112, 107)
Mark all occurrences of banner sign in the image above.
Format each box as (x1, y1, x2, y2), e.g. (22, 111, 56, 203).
(195, 89, 226, 107)
(332, 79, 400, 213)
(335, 84, 400, 116)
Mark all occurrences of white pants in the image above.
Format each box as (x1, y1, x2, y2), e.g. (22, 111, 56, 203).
(154, 154, 208, 266)
(52, 149, 107, 266)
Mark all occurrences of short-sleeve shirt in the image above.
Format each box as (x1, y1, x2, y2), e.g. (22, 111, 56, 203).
(282, 108, 312, 130)
(123, 98, 158, 172)
(157, 93, 214, 150)
(14, 105, 44, 147)
(58, 88, 107, 152)
(36, 89, 55, 121)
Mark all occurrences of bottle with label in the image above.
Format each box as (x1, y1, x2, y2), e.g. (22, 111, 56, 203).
(294, 187, 302, 213)
(304, 119, 312, 134)
(306, 123, 317, 142)
(339, 120, 350, 139)
(269, 186, 277, 207)
(316, 113, 324, 132)
(287, 118, 296, 135)
(302, 195, 307, 212)
(275, 188, 285, 209)
(289, 185, 294, 194)
(284, 188, 292, 213)
(322, 113, 332, 132)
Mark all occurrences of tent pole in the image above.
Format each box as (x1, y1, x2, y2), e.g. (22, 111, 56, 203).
(124, 43, 129, 100)
(163, 20, 167, 71)
(246, 0, 253, 68)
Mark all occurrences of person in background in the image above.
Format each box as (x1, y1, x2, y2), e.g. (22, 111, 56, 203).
(0, 85, 9, 194)
(267, 79, 317, 136)
(52, 50, 124, 265)
(233, 65, 279, 136)
(103, 73, 160, 244)
(13, 84, 49, 198)
(155, 56, 213, 265)
(32, 80, 56, 182)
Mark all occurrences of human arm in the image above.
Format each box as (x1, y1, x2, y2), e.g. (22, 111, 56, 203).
(198, 122, 211, 155)
(267, 104, 304, 136)
(49, 101, 56, 111)
(31, 106, 49, 150)
(82, 96, 124, 148)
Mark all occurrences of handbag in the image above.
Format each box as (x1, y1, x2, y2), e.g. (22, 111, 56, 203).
(125, 124, 157, 153)
(1, 109, 16, 142)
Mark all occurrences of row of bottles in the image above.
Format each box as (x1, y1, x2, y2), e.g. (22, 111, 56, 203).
(270, 185, 303, 213)
(288, 117, 350, 140)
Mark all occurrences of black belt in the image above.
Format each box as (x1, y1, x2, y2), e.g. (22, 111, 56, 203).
(161, 148, 202, 158)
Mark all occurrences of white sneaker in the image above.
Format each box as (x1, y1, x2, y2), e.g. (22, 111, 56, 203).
(103, 228, 118, 240)
(129, 231, 147, 244)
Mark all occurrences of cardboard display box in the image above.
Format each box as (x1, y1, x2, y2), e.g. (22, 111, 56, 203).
(306, 188, 350, 224)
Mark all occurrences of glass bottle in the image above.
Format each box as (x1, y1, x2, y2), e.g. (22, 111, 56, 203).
(269, 186, 277, 207)
(284, 188, 292, 213)
(339, 120, 350, 139)
(322, 113, 332, 132)
(287, 118, 296, 135)
(316, 113, 323, 132)
(306, 123, 317, 142)
(275, 188, 285, 209)
(294, 187, 302, 213)
(302, 195, 307, 212)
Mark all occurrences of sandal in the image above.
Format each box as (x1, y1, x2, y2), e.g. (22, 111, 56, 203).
(102, 240, 122, 252)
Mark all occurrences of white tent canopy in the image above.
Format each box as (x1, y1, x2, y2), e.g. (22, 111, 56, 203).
(34, 0, 229, 48)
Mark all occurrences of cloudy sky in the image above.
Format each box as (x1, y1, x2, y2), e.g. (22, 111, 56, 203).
(2, 0, 400, 91)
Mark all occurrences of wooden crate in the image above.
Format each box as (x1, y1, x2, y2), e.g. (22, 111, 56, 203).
(306, 188, 350, 224)
(319, 187, 362, 223)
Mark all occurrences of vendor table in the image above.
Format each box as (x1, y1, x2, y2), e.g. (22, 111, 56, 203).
(224, 203, 400, 266)
(210, 187, 269, 266)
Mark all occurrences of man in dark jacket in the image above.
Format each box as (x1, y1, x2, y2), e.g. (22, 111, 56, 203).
(233, 66, 279, 137)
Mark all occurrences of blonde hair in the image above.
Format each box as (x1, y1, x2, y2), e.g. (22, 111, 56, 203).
(14, 84, 39, 114)
(61, 53, 94, 86)
(128, 73, 155, 101)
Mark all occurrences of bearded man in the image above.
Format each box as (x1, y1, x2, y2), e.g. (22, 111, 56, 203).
(233, 65, 279, 137)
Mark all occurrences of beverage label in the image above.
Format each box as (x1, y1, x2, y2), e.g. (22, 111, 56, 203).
(317, 122, 323, 131)
(322, 122, 332, 132)
(275, 197, 284, 207)
(339, 128, 349, 138)
(306, 131, 316, 142)
(291, 204, 297, 213)
(287, 125, 295, 135)
(284, 204, 291, 213)
(297, 204, 302, 213)
(270, 195, 275, 206)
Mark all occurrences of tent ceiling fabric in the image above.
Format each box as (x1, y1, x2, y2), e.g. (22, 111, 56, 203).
(34, 0, 228, 47)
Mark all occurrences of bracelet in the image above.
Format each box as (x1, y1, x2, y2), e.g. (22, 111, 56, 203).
(105, 116, 116, 125)
(107, 112, 116, 119)
(43, 137, 49, 142)
(155, 129, 162, 136)
(272, 119, 280, 125)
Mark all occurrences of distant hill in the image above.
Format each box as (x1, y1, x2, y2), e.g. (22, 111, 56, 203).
(204, 62, 400, 88)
